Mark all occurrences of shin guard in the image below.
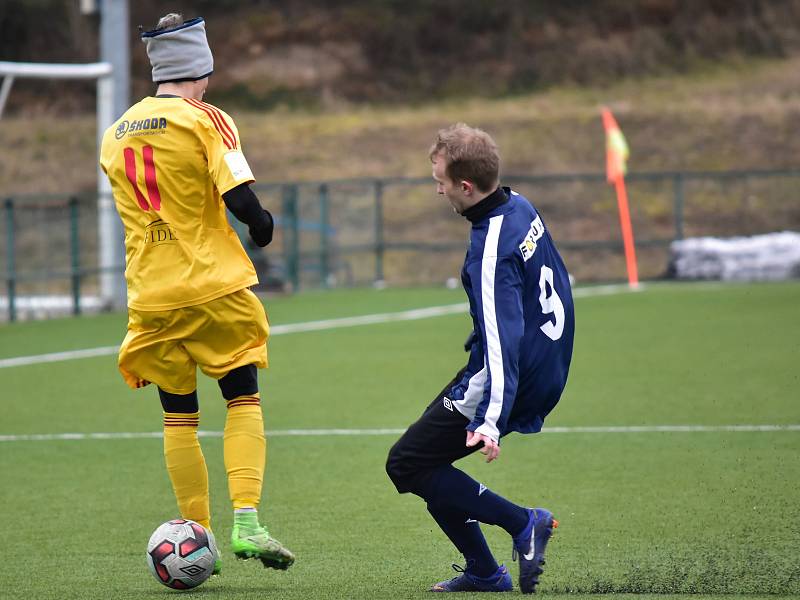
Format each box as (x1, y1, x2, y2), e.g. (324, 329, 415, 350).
(163, 411, 211, 530)
(223, 395, 265, 510)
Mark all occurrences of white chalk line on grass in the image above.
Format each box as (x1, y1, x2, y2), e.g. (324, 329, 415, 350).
(0, 284, 637, 370)
(1, 423, 798, 443)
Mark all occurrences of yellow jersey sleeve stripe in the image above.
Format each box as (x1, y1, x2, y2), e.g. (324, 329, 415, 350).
(184, 98, 238, 150)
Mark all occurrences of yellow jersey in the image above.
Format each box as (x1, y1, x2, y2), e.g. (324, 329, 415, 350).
(100, 96, 258, 311)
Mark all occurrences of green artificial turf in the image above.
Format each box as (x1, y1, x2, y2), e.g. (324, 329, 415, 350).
(0, 282, 798, 598)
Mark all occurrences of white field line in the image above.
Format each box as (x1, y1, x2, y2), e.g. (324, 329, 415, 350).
(0, 284, 637, 369)
(0, 423, 798, 443)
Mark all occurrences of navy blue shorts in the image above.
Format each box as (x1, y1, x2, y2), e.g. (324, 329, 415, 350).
(386, 367, 480, 494)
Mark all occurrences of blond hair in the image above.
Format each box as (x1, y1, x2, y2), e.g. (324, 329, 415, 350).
(155, 13, 183, 30)
(429, 123, 500, 193)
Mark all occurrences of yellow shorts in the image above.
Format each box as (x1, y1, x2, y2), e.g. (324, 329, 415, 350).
(119, 288, 269, 394)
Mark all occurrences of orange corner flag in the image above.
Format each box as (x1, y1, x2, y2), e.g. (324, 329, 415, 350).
(602, 107, 630, 183)
(601, 107, 638, 288)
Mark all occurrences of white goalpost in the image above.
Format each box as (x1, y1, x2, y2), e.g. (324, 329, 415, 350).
(0, 60, 125, 309)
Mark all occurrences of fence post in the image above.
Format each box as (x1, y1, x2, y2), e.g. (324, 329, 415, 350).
(282, 184, 300, 292)
(69, 196, 81, 316)
(318, 183, 330, 288)
(374, 180, 384, 283)
(673, 172, 685, 240)
(4, 198, 15, 322)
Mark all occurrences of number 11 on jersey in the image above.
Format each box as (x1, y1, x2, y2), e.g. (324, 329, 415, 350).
(124, 145, 162, 211)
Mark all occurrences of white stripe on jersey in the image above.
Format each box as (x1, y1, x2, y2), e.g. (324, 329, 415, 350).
(475, 215, 505, 442)
(453, 364, 487, 420)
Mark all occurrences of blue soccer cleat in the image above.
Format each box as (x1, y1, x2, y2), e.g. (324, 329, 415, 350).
(512, 508, 559, 594)
(431, 563, 512, 592)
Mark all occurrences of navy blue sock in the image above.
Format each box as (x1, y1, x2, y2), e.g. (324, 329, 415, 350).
(427, 502, 498, 578)
(422, 465, 528, 537)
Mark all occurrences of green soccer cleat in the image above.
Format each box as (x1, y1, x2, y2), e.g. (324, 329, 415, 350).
(209, 529, 222, 575)
(231, 523, 295, 570)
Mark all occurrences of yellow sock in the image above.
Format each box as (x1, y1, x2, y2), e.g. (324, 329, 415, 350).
(223, 395, 265, 510)
(163, 411, 211, 530)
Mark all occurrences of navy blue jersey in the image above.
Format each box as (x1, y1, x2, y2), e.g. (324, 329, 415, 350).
(447, 187, 575, 441)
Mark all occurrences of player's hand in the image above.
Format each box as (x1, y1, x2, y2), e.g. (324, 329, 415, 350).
(249, 209, 274, 247)
(466, 430, 500, 463)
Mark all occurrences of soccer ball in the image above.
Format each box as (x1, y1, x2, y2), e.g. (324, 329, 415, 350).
(146, 519, 218, 590)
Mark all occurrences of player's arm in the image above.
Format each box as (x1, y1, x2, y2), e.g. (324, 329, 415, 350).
(193, 108, 271, 245)
(222, 183, 274, 247)
(465, 255, 525, 461)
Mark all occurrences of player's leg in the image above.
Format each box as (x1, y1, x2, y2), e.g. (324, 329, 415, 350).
(185, 289, 293, 570)
(218, 365, 263, 510)
(410, 434, 558, 594)
(158, 387, 221, 575)
(426, 504, 511, 592)
(386, 377, 509, 591)
(217, 364, 294, 570)
(419, 464, 529, 538)
(158, 389, 210, 530)
(119, 306, 221, 572)
(427, 503, 496, 574)
(119, 306, 209, 528)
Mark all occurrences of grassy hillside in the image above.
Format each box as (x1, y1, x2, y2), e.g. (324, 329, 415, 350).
(5, 0, 800, 111)
(3, 57, 800, 287)
(3, 56, 800, 197)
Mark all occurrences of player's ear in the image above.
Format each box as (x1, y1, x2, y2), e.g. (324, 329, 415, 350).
(461, 180, 474, 196)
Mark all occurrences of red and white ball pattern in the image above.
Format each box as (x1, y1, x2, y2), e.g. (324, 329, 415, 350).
(146, 519, 218, 590)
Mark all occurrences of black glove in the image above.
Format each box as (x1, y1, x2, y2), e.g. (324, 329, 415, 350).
(248, 209, 274, 247)
(223, 183, 274, 247)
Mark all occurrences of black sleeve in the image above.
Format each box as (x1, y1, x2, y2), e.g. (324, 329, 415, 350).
(222, 183, 274, 247)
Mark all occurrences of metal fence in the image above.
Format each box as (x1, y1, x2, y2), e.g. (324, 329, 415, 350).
(3, 168, 800, 321)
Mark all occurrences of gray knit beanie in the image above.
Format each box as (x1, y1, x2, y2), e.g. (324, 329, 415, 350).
(141, 17, 214, 84)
